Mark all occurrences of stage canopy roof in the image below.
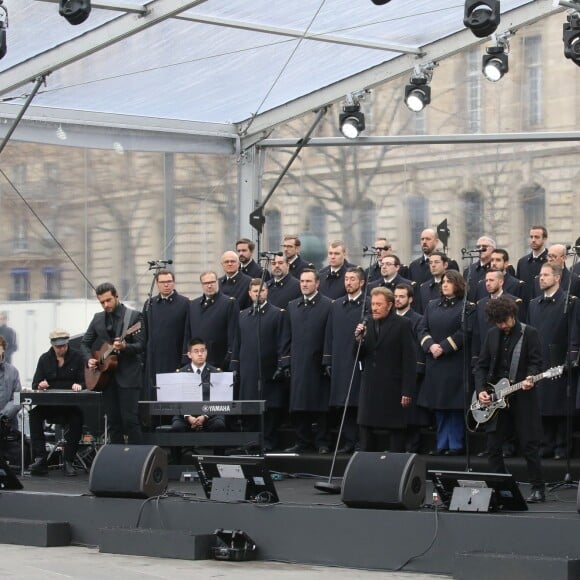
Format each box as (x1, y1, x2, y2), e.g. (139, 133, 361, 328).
(0, 0, 563, 152)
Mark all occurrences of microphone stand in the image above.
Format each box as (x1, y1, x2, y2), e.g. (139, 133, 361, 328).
(460, 249, 480, 472)
(315, 248, 374, 494)
(548, 249, 579, 491)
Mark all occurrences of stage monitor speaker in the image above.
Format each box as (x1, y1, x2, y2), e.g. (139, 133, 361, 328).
(0, 456, 23, 490)
(89, 444, 167, 498)
(341, 451, 425, 510)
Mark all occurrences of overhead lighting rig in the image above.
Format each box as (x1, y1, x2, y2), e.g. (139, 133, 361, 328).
(59, 0, 92, 25)
(404, 63, 436, 113)
(482, 32, 511, 82)
(338, 92, 368, 140)
(562, 1, 580, 67)
(464, 0, 501, 38)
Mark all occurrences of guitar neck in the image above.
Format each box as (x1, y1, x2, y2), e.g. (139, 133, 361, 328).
(499, 371, 546, 398)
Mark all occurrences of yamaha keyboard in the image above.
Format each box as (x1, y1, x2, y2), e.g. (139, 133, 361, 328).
(15, 389, 102, 407)
(139, 400, 265, 416)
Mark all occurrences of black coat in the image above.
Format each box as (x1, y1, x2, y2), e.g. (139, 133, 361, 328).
(32, 347, 85, 390)
(187, 292, 239, 369)
(527, 290, 578, 414)
(417, 278, 441, 315)
(240, 259, 270, 281)
(474, 322, 543, 439)
(143, 291, 190, 391)
(266, 274, 302, 309)
(287, 293, 332, 412)
(318, 261, 356, 300)
(402, 309, 431, 427)
(472, 293, 526, 361)
(288, 255, 312, 279)
(230, 303, 290, 407)
(80, 304, 145, 390)
(408, 256, 459, 285)
(516, 249, 548, 301)
(418, 297, 473, 410)
(322, 294, 369, 407)
(219, 271, 252, 309)
(357, 312, 416, 428)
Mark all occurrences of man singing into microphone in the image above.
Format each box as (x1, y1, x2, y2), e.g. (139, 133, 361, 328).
(355, 287, 416, 452)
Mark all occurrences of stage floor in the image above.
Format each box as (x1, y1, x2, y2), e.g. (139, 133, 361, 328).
(4, 461, 580, 577)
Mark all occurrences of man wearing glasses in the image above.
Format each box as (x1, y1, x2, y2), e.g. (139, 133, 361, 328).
(187, 271, 240, 370)
(143, 270, 190, 400)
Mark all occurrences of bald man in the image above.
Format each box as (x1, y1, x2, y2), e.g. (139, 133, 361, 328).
(407, 228, 459, 285)
(531, 244, 580, 299)
(218, 250, 252, 310)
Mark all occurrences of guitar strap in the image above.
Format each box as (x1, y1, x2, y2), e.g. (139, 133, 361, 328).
(121, 306, 136, 337)
(508, 323, 526, 383)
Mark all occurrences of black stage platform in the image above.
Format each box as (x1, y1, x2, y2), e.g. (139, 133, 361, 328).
(3, 455, 580, 578)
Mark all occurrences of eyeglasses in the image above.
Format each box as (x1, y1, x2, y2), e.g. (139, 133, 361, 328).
(381, 262, 396, 266)
(158, 280, 174, 284)
(201, 280, 217, 285)
(190, 348, 206, 354)
(547, 254, 562, 260)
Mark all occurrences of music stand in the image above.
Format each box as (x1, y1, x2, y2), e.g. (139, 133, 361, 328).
(429, 469, 527, 512)
(193, 455, 279, 503)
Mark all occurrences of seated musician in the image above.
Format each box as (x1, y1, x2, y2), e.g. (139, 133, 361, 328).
(29, 330, 85, 477)
(171, 337, 225, 433)
(0, 335, 21, 432)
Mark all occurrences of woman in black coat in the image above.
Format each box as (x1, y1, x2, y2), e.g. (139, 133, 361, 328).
(418, 270, 473, 455)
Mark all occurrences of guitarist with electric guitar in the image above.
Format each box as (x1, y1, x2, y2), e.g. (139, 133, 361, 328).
(80, 282, 145, 445)
(474, 297, 547, 503)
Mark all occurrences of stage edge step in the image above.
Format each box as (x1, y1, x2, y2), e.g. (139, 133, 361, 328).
(0, 518, 70, 547)
(454, 551, 580, 580)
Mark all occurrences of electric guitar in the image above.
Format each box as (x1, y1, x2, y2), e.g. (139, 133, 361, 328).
(84, 321, 142, 391)
(469, 365, 564, 428)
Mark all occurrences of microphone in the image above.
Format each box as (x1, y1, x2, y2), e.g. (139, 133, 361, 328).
(260, 251, 283, 257)
(354, 318, 368, 339)
(461, 246, 487, 254)
(147, 259, 173, 267)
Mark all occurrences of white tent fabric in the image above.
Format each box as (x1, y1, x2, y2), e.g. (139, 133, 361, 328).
(0, 0, 562, 148)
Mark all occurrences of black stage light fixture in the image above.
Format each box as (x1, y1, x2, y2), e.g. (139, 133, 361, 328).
(464, 0, 501, 38)
(59, 0, 92, 25)
(371, 0, 392, 4)
(404, 77, 431, 112)
(0, 1, 7, 60)
(563, 11, 580, 67)
(339, 102, 366, 139)
(482, 45, 508, 81)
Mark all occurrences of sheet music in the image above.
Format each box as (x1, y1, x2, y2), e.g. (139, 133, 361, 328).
(156, 372, 202, 402)
(210, 372, 234, 401)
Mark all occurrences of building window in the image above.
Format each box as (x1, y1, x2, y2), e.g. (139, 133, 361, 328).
(42, 267, 61, 299)
(523, 36, 542, 127)
(463, 191, 484, 250)
(265, 209, 281, 254)
(408, 195, 428, 257)
(521, 185, 545, 234)
(466, 49, 482, 132)
(10, 268, 30, 301)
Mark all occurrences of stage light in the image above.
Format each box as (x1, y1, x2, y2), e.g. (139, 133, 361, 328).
(339, 93, 367, 139)
(564, 11, 580, 67)
(0, 1, 8, 60)
(370, 0, 392, 4)
(482, 33, 511, 82)
(404, 78, 430, 112)
(59, 0, 91, 25)
(464, 0, 500, 38)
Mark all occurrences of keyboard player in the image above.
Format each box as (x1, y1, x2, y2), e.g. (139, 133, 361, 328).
(29, 330, 85, 477)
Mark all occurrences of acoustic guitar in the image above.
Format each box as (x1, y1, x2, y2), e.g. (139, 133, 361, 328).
(84, 321, 142, 391)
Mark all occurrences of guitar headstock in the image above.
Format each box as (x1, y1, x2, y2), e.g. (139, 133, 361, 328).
(545, 365, 564, 380)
